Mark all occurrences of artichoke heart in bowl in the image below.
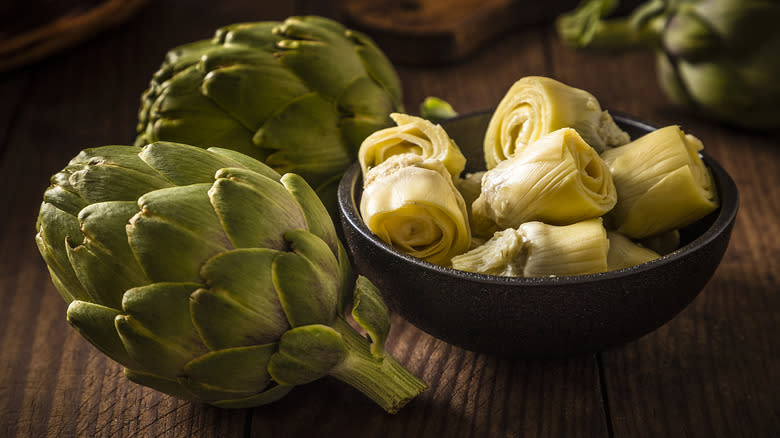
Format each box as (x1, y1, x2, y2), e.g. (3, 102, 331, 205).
(337, 111, 738, 358)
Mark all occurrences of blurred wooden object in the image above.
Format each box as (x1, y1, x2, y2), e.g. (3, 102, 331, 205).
(0, 0, 149, 72)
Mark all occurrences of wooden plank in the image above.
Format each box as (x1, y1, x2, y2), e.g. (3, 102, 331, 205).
(547, 27, 780, 437)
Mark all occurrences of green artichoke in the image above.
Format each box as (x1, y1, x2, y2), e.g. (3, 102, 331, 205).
(556, 0, 780, 130)
(135, 16, 404, 213)
(34, 142, 426, 413)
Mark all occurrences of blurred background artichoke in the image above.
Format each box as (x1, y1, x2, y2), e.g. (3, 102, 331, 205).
(556, 0, 780, 131)
(135, 16, 404, 213)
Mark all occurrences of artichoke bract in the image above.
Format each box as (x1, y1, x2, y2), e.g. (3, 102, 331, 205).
(135, 16, 404, 213)
(556, 0, 780, 130)
(34, 142, 426, 413)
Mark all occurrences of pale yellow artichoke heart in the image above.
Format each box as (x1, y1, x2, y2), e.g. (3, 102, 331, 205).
(360, 154, 471, 266)
(606, 231, 661, 271)
(483, 76, 630, 169)
(471, 127, 617, 237)
(451, 218, 609, 277)
(601, 126, 719, 239)
(358, 113, 466, 181)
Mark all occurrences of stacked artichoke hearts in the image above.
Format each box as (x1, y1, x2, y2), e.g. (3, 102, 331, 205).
(359, 114, 470, 266)
(483, 76, 630, 168)
(359, 77, 720, 276)
(35, 143, 425, 412)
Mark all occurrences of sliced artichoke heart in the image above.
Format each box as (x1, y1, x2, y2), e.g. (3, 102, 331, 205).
(358, 113, 466, 180)
(601, 125, 719, 239)
(360, 154, 471, 266)
(472, 127, 616, 237)
(452, 218, 609, 277)
(484, 76, 629, 168)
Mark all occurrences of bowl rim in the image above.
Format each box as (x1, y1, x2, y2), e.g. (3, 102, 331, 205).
(338, 111, 740, 286)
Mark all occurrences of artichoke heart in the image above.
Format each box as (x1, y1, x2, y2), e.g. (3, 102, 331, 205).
(360, 154, 471, 266)
(483, 76, 629, 168)
(606, 231, 661, 271)
(451, 218, 609, 277)
(472, 127, 617, 237)
(358, 113, 466, 180)
(601, 125, 719, 239)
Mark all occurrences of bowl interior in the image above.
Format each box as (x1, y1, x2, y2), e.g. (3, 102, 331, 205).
(337, 111, 739, 357)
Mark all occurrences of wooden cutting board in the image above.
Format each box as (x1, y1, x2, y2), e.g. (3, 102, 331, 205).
(342, 0, 643, 66)
(342, 0, 576, 65)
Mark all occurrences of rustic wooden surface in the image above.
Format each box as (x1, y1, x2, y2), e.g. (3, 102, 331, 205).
(1, 1, 778, 437)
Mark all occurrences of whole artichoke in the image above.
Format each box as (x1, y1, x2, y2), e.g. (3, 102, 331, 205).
(34, 142, 426, 413)
(135, 16, 404, 213)
(556, 0, 780, 130)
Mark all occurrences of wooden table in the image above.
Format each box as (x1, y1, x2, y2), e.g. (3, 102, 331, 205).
(1, 1, 778, 437)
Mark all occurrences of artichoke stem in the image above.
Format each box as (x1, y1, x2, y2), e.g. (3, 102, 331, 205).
(328, 318, 427, 414)
(556, 0, 664, 50)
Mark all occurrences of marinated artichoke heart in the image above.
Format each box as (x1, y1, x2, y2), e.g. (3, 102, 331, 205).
(360, 154, 471, 266)
(601, 125, 719, 239)
(606, 231, 661, 271)
(358, 113, 466, 180)
(483, 76, 629, 168)
(451, 218, 609, 277)
(134, 16, 404, 214)
(472, 127, 617, 237)
(35, 142, 426, 413)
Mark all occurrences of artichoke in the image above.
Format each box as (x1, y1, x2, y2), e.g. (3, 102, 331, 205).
(556, 0, 780, 130)
(34, 142, 426, 413)
(135, 16, 404, 213)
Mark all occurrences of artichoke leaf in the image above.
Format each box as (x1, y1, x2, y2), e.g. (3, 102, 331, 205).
(337, 76, 398, 150)
(122, 282, 208, 356)
(273, 230, 341, 328)
(65, 201, 147, 308)
(351, 276, 390, 359)
(253, 92, 352, 188)
(139, 66, 257, 156)
(215, 21, 281, 48)
(68, 159, 172, 204)
(179, 344, 277, 400)
(273, 17, 366, 99)
(280, 173, 340, 255)
(35, 203, 88, 302)
(41, 183, 87, 217)
(350, 30, 403, 109)
(207, 147, 282, 181)
(268, 324, 348, 386)
(128, 184, 233, 283)
(66, 301, 141, 370)
(210, 167, 307, 250)
(194, 248, 289, 349)
(139, 142, 257, 186)
(201, 61, 310, 132)
(115, 314, 201, 379)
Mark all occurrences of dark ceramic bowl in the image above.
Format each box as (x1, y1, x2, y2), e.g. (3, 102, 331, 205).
(337, 111, 739, 358)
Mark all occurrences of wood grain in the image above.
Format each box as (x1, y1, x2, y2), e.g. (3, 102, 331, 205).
(1, 1, 778, 437)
